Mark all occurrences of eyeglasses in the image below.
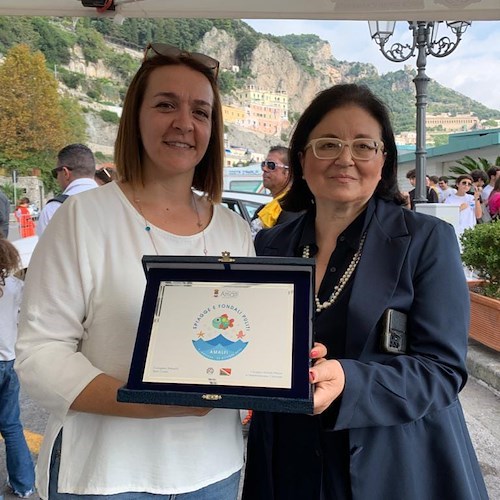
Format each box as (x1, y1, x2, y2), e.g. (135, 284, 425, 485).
(460, 181, 472, 186)
(305, 138, 384, 161)
(143, 43, 220, 78)
(51, 166, 73, 179)
(261, 161, 289, 171)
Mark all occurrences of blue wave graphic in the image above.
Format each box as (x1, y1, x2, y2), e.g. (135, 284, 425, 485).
(192, 335, 248, 360)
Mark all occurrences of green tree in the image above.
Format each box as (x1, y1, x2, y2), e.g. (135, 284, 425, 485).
(0, 44, 69, 161)
(218, 71, 236, 94)
(432, 134, 449, 147)
(31, 17, 73, 66)
(60, 97, 87, 143)
(0, 183, 24, 203)
(235, 35, 258, 68)
(75, 24, 106, 63)
(0, 17, 39, 54)
(449, 155, 499, 179)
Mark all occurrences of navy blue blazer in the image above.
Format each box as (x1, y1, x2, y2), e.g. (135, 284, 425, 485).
(243, 197, 488, 500)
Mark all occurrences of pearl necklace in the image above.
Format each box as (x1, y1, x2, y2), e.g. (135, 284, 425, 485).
(303, 232, 367, 313)
(134, 190, 208, 256)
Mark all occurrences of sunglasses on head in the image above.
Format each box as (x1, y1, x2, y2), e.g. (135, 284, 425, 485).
(261, 160, 289, 171)
(95, 167, 114, 184)
(143, 43, 220, 79)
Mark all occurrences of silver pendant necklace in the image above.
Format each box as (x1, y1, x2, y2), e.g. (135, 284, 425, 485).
(303, 232, 366, 313)
(134, 189, 208, 256)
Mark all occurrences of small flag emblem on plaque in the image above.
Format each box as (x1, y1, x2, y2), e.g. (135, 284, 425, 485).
(220, 368, 232, 376)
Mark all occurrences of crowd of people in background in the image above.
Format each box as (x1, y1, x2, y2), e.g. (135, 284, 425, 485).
(400, 166, 500, 246)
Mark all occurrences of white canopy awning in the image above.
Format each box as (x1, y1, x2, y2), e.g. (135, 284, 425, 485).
(0, 0, 498, 21)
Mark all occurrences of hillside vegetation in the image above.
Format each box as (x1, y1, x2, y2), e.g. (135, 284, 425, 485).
(0, 15, 498, 189)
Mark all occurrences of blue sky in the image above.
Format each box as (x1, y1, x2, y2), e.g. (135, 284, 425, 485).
(244, 20, 500, 112)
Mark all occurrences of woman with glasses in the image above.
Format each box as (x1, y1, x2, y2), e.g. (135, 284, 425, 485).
(445, 174, 482, 241)
(243, 84, 487, 500)
(15, 43, 254, 499)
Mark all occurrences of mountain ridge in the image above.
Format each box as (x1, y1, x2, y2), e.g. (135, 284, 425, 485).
(1, 16, 498, 155)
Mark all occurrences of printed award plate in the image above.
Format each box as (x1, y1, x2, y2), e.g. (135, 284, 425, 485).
(117, 253, 314, 414)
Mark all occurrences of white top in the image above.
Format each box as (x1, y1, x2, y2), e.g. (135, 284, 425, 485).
(37, 178, 99, 235)
(0, 276, 23, 361)
(444, 193, 477, 236)
(482, 184, 493, 203)
(16, 182, 255, 498)
(438, 186, 456, 203)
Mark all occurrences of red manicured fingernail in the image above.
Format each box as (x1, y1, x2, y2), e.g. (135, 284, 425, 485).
(310, 350, 318, 357)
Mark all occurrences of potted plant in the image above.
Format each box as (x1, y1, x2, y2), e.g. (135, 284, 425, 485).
(460, 220, 500, 351)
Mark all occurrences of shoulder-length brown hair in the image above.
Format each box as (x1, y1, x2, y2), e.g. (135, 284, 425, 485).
(114, 54, 224, 203)
(0, 236, 21, 296)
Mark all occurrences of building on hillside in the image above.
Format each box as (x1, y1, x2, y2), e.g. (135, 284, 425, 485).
(426, 113, 480, 132)
(235, 85, 290, 137)
(398, 127, 500, 192)
(222, 105, 245, 125)
(396, 131, 418, 146)
(243, 103, 288, 136)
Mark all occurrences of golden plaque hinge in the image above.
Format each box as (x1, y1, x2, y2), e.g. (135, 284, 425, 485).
(218, 251, 235, 263)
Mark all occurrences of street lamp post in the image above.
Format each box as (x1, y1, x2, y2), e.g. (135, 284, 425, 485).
(368, 21, 470, 204)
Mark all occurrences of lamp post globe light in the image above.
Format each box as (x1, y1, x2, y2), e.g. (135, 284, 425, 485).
(368, 21, 471, 204)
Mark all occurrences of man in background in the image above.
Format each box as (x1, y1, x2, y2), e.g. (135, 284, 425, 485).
(428, 175, 440, 197)
(405, 169, 438, 210)
(250, 146, 300, 238)
(470, 169, 489, 222)
(0, 189, 9, 238)
(437, 176, 456, 203)
(37, 144, 98, 236)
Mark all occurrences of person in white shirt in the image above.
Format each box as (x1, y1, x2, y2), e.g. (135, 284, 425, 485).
(15, 43, 254, 500)
(0, 236, 35, 498)
(437, 176, 456, 203)
(445, 175, 482, 246)
(36, 144, 98, 235)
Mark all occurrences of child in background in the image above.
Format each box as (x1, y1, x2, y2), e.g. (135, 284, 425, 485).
(14, 199, 35, 239)
(0, 235, 35, 498)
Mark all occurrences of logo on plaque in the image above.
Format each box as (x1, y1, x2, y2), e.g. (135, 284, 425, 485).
(192, 308, 250, 361)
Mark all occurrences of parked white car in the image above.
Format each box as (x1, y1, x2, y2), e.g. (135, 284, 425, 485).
(221, 190, 271, 224)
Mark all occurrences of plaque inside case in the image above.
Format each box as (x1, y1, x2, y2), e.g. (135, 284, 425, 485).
(117, 253, 315, 414)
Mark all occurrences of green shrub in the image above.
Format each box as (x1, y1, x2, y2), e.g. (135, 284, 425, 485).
(461, 220, 500, 299)
(99, 109, 120, 124)
(60, 71, 85, 89)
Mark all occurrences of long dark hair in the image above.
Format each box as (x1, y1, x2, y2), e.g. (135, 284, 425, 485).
(283, 83, 406, 212)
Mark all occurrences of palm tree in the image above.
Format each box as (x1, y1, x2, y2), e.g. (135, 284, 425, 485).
(449, 155, 500, 180)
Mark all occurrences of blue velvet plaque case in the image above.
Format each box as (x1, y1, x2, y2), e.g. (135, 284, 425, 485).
(117, 253, 315, 414)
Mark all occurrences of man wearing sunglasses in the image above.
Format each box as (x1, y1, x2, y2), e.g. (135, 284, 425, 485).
(250, 146, 301, 238)
(37, 144, 98, 236)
